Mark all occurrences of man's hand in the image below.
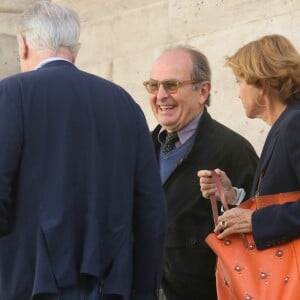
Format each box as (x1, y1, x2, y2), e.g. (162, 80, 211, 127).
(197, 168, 236, 205)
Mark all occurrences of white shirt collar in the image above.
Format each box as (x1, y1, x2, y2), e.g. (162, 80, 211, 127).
(35, 57, 71, 70)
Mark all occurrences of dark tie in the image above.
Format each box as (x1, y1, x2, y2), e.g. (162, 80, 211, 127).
(162, 132, 179, 154)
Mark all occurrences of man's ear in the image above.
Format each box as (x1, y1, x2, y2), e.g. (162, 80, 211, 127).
(71, 43, 81, 63)
(197, 81, 211, 104)
(17, 35, 28, 60)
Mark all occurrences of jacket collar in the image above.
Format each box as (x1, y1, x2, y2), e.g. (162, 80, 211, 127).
(251, 102, 300, 194)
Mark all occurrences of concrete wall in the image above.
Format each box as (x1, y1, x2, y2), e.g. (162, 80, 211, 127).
(0, 33, 20, 77)
(2, 0, 300, 154)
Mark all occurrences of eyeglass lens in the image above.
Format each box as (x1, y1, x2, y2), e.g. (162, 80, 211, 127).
(145, 80, 179, 94)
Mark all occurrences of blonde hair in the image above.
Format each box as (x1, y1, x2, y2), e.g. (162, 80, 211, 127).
(225, 34, 300, 103)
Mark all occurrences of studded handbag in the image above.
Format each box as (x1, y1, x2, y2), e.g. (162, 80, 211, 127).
(205, 172, 300, 300)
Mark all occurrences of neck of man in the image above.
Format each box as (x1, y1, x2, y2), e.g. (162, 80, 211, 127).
(23, 46, 76, 72)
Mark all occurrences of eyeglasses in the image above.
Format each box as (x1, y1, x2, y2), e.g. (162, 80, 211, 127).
(143, 79, 200, 95)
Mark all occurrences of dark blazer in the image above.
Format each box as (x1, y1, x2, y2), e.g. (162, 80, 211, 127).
(152, 108, 258, 299)
(0, 60, 166, 300)
(251, 102, 300, 249)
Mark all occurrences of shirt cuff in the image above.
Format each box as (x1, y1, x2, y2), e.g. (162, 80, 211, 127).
(231, 187, 246, 205)
(221, 187, 246, 212)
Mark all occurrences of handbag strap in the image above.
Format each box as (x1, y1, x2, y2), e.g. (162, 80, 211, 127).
(209, 170, 249, 247)
(210, 170, 229, 226)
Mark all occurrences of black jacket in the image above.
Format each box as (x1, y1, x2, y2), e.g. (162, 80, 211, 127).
(152, 108, 258, 299)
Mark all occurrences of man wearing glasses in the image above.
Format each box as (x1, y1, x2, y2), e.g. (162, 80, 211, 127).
(143, 46, 258, 299)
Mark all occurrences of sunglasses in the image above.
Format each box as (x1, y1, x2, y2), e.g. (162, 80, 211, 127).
(143, 79, 201, 95)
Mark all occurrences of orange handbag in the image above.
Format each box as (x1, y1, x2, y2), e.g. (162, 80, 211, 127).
(205, 172, 300, 300)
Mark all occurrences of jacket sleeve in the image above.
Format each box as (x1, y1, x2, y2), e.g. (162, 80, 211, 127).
(0, 78, 23, 235)
(131, 107, 167, 299)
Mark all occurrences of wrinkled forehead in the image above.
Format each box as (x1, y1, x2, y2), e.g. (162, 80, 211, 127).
(150, 50, 193, 81)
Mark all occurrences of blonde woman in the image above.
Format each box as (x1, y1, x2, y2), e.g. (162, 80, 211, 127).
(199, 34, 300, 249)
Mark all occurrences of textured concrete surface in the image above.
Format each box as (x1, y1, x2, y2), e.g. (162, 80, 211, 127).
(1, 0, 300, 154)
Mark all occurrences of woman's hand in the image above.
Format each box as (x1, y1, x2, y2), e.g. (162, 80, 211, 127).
(197, 168, 236, 205)
(215, 207, 253, 239)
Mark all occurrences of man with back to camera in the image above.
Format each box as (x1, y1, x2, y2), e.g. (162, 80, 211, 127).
(0, 1, 166, 299)
(143, 45, 258, 299)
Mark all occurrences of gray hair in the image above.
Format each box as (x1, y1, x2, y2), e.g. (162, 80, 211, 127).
(17, 1, 80, 57)
(162, 45, 212, 105)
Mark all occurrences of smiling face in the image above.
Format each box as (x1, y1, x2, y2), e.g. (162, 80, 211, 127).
(149, 49, 210, 132)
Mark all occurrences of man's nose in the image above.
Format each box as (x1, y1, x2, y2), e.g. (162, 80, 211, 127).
(156, 84, 169, 99)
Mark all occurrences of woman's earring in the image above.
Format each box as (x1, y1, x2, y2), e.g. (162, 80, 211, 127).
(255, 94, 266, 107)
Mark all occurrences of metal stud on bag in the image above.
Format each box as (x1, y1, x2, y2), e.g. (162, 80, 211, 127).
(284, 276, 290, 284)
(234, 264, 242, 272)
(260, 272, 268, 279)
(225, 239, 231, 246)
(248, 243, 255, 250)
(276, 249, 283, 257)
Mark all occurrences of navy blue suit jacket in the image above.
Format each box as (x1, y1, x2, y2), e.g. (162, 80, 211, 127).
(0, 61, 166, 300)
(251, 102, 300, 249)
